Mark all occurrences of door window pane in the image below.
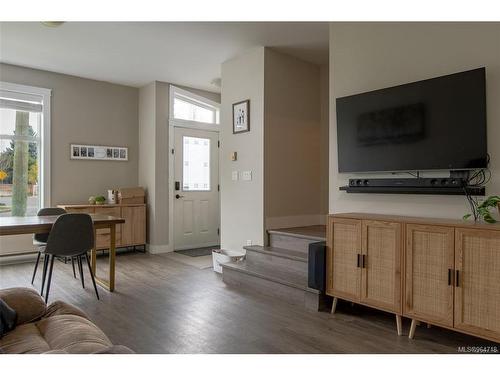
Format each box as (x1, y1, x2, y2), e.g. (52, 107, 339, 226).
(182, 136, 210, 191)
(0, 108, 41, 217)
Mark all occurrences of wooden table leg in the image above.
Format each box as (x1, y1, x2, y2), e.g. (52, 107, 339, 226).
(396, 315, 403, 336)
(92, 224, 116, 292)
(91, 227, 97, 274)
(109, 223, 116, 292)
(409, 319, 418, 339)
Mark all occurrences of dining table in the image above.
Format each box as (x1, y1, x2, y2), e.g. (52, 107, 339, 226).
(0, 214, 125, 292)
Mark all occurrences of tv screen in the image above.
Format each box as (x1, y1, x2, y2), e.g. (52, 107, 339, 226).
(336, 68, 487, 173)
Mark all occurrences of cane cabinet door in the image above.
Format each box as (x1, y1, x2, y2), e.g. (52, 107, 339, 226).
(404, 224, 454, 327)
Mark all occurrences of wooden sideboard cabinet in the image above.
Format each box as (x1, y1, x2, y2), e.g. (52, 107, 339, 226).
(327, 216, 403, 334)
(58, 204, 146, 250)
(327, 213, 500, 343)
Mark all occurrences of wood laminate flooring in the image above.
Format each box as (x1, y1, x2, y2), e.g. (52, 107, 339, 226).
(0, 252, 495, 354)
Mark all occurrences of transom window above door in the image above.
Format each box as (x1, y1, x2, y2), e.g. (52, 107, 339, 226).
(171, 86, 220, 125)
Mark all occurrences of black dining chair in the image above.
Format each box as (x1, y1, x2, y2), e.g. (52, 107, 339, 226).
(42, 213, 99, 302)
(31, 207, 75, 295)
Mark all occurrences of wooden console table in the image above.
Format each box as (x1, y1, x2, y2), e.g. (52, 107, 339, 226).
(327, 212, 500, 344)
(58, 204, 146, 251)
(0, 214, 125, 292)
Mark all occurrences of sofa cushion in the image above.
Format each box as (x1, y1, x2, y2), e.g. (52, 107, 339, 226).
(0, 314, 113, 354)
(0, 288, 46, 325)
(45, 300, 89, 320)
(36, 315, 112, 354)
(0, 322, 51, 353)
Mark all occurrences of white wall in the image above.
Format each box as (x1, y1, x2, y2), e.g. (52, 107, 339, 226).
(220, 47, 266, 250)
(138, 82, 158, 247)
(329, 22, 500, 219)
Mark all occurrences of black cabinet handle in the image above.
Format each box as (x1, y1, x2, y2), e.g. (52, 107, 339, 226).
(357, 254, 361, 268)
(455, 270, 460, 287)
(448, 269, 452, 286)
(362, 255, 367, 268)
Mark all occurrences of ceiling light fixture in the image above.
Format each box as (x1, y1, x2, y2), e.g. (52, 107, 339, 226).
(211, 78, 222, 88)
(41, 22, 65, 28)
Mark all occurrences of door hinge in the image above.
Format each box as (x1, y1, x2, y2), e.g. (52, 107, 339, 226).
(217, 140, 220, 148)
(218, 184, 220, 191)
(217, 228, 220, 235)
(171, 148, 175, 154)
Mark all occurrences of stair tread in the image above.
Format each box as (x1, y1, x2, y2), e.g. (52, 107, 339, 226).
(222, 261, 318, 293)
(268, 225, 326, 241)
(244, 245, 308, 261)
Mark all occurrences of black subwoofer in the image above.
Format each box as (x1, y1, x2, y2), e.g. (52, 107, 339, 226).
(308, 241, 326, 292)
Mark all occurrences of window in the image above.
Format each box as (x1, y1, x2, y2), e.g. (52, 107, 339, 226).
(0, 82, 51, 217)
(182, 136, 210, 191)
(171, 87, 220, 125)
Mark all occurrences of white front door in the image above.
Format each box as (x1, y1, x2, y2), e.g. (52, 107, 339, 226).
(173, 127, 220, 250)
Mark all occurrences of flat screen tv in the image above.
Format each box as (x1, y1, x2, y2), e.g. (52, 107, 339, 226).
(336, 68, 487, 173)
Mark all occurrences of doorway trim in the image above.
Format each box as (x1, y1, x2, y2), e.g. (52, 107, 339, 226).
(168, 85, 220, 252)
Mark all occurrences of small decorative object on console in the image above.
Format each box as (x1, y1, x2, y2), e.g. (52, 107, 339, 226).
(117, 187, 145, 204)
(94, 196, 106, 205)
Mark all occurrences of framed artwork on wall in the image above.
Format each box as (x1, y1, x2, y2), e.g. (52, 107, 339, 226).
(70, 144, 128, 161)
(232, 99, 250, 134)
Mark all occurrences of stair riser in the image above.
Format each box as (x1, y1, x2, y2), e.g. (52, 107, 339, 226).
(269, 233, 320, 253)
(222, 266, 317, 309)
(245, 250, 308, 276)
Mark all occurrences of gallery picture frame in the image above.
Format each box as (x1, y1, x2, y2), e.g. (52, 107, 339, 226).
(70, 144, 128, 161)
(232, 99, 250, 134)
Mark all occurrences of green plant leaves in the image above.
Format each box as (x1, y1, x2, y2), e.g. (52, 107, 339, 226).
(464, 195, 499, 223)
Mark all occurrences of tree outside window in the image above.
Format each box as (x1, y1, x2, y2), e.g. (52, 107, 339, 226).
(0, 108, 41, 217)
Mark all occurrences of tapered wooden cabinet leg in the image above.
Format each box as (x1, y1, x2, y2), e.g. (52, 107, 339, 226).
(331, 297, 338, 314)
(409, 319, 418, 339)
(396, 315, 403, 336)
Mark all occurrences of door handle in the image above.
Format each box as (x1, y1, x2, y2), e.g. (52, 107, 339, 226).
(175, 194, 185, 199)
(357, 254, 361, 268)
(448, 269, 453, 286)
(455, 270, 460, 287)
(362, 254, 367, 268)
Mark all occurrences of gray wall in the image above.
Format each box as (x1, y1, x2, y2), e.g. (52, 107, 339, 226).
(264, 49, 326, 229)
(329, 22, 500, 219)
(221, 47, 266, 250)
(0, 63, 139, 205)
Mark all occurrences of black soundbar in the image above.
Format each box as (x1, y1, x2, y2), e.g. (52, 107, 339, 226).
(348, 177, 467, 188)
(339, 185, 485, 196)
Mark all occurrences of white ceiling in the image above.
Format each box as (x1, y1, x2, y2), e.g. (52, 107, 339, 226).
(0, 22, 329, 93)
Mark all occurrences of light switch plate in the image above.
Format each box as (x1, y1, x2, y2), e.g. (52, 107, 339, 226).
(232, 171, 239, 181)
(242, 171, 252, 181)
(231, 152, 237, 161)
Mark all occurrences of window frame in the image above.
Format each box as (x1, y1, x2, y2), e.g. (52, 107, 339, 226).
(0, 81, 52, 211)
(169, 85, 220, 129)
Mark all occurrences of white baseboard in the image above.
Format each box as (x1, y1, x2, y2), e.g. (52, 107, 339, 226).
(0, 252, 38, 266)
(265, 214, 327, 230)
(146, 244, 173, 254)
(173, 242, 219, 251)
